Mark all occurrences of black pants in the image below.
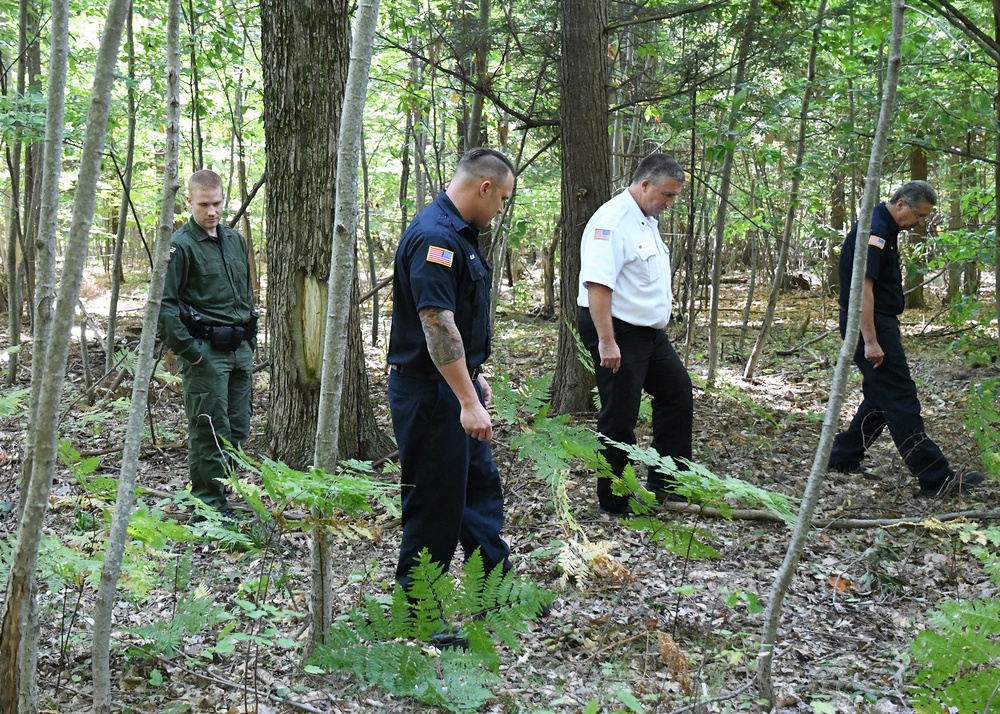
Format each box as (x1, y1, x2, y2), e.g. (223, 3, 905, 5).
(829, 311, 952, 489)
(388, 370, 512, 594)
(578, 308, 693, 509)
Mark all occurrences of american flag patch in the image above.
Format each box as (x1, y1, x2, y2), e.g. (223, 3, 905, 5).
(594, 228, 612, 241)
(426, 245, 454, 267)
(868, 235, 885, 249)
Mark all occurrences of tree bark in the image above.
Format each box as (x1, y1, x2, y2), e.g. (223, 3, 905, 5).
(106, 6, 137, 368)
(261, 0, 349, 469)
(311, 0, 382, 651)
(0, 2, 131, 710)
(91, 1, 180, 709)
(757, 0, 901, 704)
(550, 0, 610, 414)
(904, 145, 928, 309)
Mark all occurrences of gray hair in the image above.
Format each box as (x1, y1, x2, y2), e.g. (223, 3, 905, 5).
(631, 153, 686, 186)
(890, 180, 936, 207)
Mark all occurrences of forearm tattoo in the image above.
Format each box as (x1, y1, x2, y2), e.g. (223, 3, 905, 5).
(419, 307, 465, 367)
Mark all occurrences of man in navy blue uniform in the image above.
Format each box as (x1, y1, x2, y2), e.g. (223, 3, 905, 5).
(387, 148, 515, 594)
(829, 180, 983, 498)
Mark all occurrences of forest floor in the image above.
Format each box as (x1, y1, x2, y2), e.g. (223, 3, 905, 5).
(1, 268, 998, 714)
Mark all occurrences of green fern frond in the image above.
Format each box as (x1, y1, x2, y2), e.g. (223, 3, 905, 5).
(963, 379, 1000, 477)
(910, 598, 1000, 711)
(628, 517, 720, 559)
(616, 441, 796, 524)
(308, 549, 552, 712)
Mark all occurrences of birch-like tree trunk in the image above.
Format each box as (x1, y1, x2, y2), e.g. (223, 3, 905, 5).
(12, 1, 68, 709)
(756, 0, 902, 704)
(106, 6, 137, 368)
(706, 0, 759, 386)
(0, 2, 131, 710)
(90, 1, 180, 709)
(310, 0, 382, 651)
(743, 2, 825, 382)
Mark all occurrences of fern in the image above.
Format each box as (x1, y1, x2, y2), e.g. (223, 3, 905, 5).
(126, 588, 232, 660)
(308, 550, 553, 712)
(910, 599, 1000, 712)
(0, 386, 29, 417)
(963, 379, 1000, 477)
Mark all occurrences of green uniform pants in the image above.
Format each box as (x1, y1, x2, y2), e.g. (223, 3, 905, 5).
(178, 341, 253, 509)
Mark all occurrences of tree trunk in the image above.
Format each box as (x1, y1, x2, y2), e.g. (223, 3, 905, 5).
(550, 0, 610, 414)
(994, 0, 1000, 355)
(757, 0, 901, 704)
(261, 0, 350, 469)
(106, 6, 137, 368)
(0, 2, 131, 710)
(466, 0, 490, 149)
(904, 145, 928, 309)
(91, 2, 180, 709)
(706, 0, 759, 386)
(186, 0, 203, 171)
(312, 0, 381, 652)
(744, 2, 824, 382)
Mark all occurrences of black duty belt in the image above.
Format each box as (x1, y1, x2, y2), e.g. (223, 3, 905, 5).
(391, 364, 481, 381)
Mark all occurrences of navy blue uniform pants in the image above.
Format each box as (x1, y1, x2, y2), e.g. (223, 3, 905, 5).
(578, 308, 694, 510)
(829, 311, 952, 489)
(388, 371, 511, 593)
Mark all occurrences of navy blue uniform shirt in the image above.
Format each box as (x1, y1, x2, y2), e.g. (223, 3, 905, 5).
(387, 190, 493, 374)
(838, 202, 904, 316)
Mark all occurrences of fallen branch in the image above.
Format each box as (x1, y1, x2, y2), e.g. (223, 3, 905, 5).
(661, 501, 1000, 528)
(156, 655, 326, 714)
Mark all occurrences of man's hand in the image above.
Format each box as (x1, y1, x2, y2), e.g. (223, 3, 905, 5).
(477, 374, 493, 407)
(864, 339, 884, 368)
(598, 338, 621, 373)
(460, 400, 493, 442)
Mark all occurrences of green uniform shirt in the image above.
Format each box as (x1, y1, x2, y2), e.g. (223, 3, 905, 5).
(158, 217, 255, 362)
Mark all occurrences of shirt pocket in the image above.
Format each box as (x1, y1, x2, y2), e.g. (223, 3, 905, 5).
(190, 259, 225, 298)
(635, 242, 659, 284)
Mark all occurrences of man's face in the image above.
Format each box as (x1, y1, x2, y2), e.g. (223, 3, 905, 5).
(188, 185, 224, 234)
(635, 176, 683, 218)
(896, 200, 933, 230)
(476, 173, 515, 227)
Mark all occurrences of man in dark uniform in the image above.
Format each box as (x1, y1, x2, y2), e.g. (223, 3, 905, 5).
(387, 148, 514, 593)
(829, 180, 983, 498)
(158, 169, 257, 515)
(577, 153, 693, 514)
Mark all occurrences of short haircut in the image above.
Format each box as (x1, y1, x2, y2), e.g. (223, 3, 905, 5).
(632, 153, 686, 186)
(890, 180, 936, 208)
(455, 147, 515, 185)
(189, 169, 223, 193)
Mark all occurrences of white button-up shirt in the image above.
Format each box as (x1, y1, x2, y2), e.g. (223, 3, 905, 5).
(577, 188, 673, 329)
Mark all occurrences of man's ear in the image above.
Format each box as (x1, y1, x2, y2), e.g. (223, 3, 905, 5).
(479, 180, 493, 197)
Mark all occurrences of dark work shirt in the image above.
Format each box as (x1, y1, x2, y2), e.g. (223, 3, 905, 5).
(838, 202, 904, 316)
(387, 191, 492, 374)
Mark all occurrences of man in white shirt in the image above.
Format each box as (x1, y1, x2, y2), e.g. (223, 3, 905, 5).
(577, 154, 693, 514)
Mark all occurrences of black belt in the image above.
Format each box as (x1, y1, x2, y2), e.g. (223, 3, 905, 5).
(391, 364, 480, 381)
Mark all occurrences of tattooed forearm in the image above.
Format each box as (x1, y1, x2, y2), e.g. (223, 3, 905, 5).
(419, 307, 466, 367)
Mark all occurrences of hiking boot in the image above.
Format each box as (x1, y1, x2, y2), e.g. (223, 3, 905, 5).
(919, 471, 985, 499)
(428, 624, 469, 650)
(829, 463, 878, 479)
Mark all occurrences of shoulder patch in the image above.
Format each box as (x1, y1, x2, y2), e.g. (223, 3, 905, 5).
(868, 235, 886, 249)
(168, 244, 177, 261)
(426, 245, 454, 267)
(594, 228, 612, 241)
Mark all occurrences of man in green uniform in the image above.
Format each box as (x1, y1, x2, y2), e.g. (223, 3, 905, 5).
(158, 170, 257, 515)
